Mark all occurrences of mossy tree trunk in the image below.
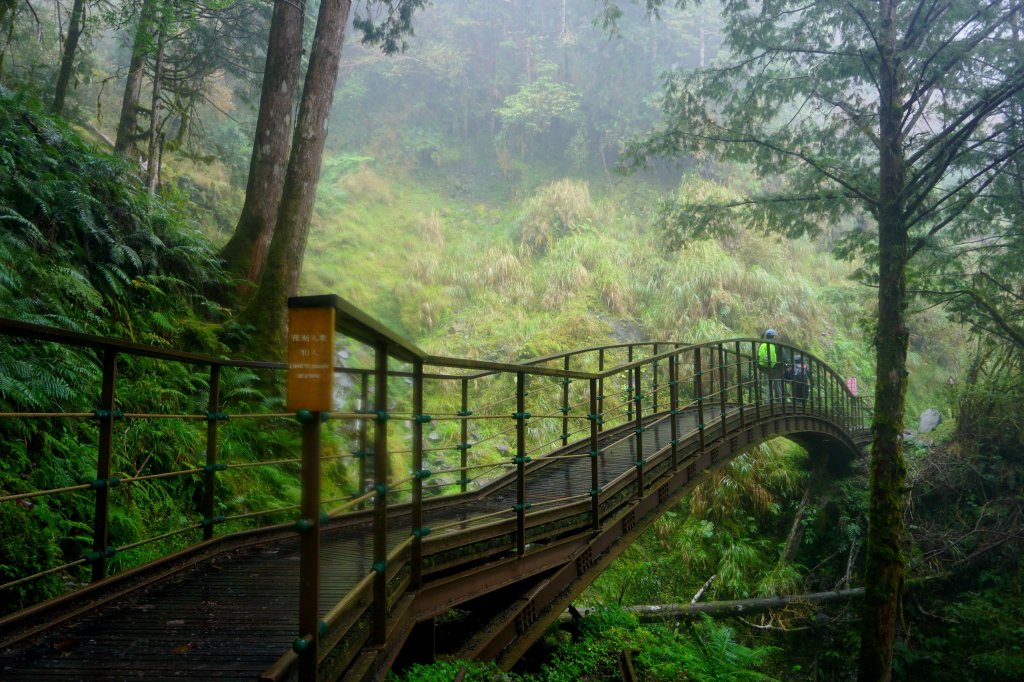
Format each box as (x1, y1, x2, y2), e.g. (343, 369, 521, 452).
(858, 3, 908, 678)
(242, 0, 353, 360)
(52, 0, 86, 115)
(219, 0, 305, 302)
(114, 0, 158, 159)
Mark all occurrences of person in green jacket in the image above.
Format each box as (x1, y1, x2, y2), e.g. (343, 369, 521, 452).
(757, 329, 784, 400)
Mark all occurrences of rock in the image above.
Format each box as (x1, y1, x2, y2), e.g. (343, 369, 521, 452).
(918, 408, 941, 433)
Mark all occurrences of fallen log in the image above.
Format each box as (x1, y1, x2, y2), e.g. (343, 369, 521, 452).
(563, 588, 863, 623)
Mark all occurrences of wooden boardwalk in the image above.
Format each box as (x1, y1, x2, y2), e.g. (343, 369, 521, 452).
(1, 408, 722, 681)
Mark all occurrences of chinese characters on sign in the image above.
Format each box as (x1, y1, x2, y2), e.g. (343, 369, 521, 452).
(287, 307, 336, 412)
(846, 377, 857, 396)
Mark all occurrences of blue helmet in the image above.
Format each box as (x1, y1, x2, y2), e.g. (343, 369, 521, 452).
(764, 329, 777, 339)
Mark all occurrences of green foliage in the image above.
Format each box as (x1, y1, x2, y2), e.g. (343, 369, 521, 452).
(517, 179, 597, 255)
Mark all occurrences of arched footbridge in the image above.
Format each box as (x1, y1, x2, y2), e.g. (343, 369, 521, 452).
(0, 295, 871, 681)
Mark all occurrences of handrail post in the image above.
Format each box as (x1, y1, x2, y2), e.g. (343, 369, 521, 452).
(597, 349, 605, 432)
(460, 377, 469, 493)
(626, 345, 634, 421)
(358, 372, 369, 505)
(561, 356, 570, 446)
(91, 346, 117, 583)
(735, 341, 745, 428)
(718, 343, 727, 441)
(411, 360, 424, 589)
(202, 363, 221, 541)
(372, 342, 389, 645)
(633, 364, 644, 498)
(669, 353, 679, 470)
(589, 378, 600, 531)
(297, 411, 322, 682)
(695, 347, 705, 453)
(515, 371, 527, 556)
(652, 343, 659, 413)
(753, 343, 762, 422)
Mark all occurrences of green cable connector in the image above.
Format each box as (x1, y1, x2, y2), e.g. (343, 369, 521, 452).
(696, 397, 704, 403)
(513, 456, 532, 464)
(86, 546, 117, 563)
(319, 511, 331, 525)
(412, 527, 432, 538)
(373, 561, 387, 574)
(512, 502, 532, 511)
(107, 477, 121, 488)
(634, 394, 643, 403)
(698, 423, 705, 429)
(294, 518, 314, 534)
(374, 483, 389, 496)
(371, 410, 389, 423)
(203, 463, 228, 473)
(561, 379, 572, 386)
(351, 449, 373, 459)
(511, 411, 532, 420)
(206, 411, 230, 422)
(200, 515, 224, 527)
(292, 637, 310, 654)
(456, 442, 473, 451)
(414, 414, 432, 423)
(559, 406, 571, 414)
(590, 488, 601, 497)
(413, 469, 432, 479)
(295, 409, 315, 424)
(671, 439, 679, 446)
(667, 380, 679, 387)
(89, 479, 106, 489)
(457, 409, 473, 417)
(93, 409, 124, 420)
(636, 459, 645, 467)
(458, 477, 470, 486)
(586, 413, 603, 423)
(320, 411, 331, 422)
(319, 621, 328, 638)
(589, 450, 602, 458)
(634, 427, 645, 435)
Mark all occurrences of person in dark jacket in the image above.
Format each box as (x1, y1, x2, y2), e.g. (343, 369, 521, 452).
(785, 353, 811, 406)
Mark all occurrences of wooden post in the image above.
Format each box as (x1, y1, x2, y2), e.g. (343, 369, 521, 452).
(202, 364, 221, 541)
(633, 364, 644, 498)
(561, 356, 570, 446)
(297, 414, 321, 682)
(695, 347, 705, 453)
(718, 343, 727, 440)
(598, 349, 605, 432)
(669, 353, 679, 470)
(372, 342, 388, 644)
(626, 345, 634, 421)
(652, 343, 659, 413)
(735, 341, 745, 428)
(91, 346, 117, 583)
(515, 372, 527, 556)
(460, 377, 469, 493)
(589, 378, 600, 530)
(412, 361, 424, 589)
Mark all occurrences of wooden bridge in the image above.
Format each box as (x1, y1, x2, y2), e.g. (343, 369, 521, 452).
(0, 295, 870, 681)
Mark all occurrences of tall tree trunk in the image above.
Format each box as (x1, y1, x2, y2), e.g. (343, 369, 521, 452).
(114, 0, 157, 159)
(242, 0, 353, 360)
(146, 23, 165, 194)
(52, 0, 86, 115)
(219, 0, 305, 301)
(858, 2, 908, 679)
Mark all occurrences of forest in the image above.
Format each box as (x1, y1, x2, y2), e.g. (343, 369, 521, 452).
(1, 0, 1023, 680)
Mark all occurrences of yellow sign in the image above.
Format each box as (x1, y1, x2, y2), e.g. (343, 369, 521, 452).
(286, 307, 336, 412)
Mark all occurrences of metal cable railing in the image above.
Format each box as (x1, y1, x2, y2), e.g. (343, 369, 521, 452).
(0, 303, 870, 682)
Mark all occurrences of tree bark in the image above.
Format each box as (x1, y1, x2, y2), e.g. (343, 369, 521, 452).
(52, 0, 86, 115)
(146, 23, 165, 194)
(242, 0, 353, 359)
(858, 2, 909, 679)
(219, 0, 305, 301)
(561, 589, 865, 623)
(114, 0, 158, 159)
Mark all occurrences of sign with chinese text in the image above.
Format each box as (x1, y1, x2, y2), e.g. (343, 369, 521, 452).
(287, 307, 335, 412)
(846, 377, 857, 396)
